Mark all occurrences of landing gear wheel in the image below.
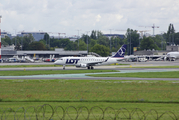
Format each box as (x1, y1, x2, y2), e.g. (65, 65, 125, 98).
(87, 66, 90, 69)
(91, 66, 94, 69)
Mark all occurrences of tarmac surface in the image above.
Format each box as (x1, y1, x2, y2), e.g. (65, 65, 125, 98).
(0, 61, 179, 80)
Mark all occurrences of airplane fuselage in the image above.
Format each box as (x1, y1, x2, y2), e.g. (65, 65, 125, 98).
(54, 56, 123, 67)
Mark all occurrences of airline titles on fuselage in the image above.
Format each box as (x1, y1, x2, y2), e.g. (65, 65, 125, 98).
(65, 58, 108, 64)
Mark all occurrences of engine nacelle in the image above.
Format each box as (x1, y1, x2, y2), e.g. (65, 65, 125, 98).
(76, 64, 87, 68)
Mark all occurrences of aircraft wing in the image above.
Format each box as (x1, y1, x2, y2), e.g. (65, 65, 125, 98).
(87, 61, 105, 66)
(87, 57, 110, 66)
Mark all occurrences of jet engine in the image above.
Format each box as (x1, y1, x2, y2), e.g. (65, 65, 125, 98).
(76, 64, 87, 68)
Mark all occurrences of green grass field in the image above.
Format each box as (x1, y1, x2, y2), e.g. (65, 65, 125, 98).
(1, 68, 179, 119)
(87, 71, 179, 78)
(0, 79, 179, 119)
(0, 64, 61, 68)
(0, 69, 117, 76)
(120, 65, 179, 68)
(0, 79, 179, 102)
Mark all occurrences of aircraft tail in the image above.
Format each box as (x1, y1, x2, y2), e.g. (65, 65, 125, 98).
(112, 44, 127, 58)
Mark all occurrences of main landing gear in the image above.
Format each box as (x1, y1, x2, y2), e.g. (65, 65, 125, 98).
(63, 65, 65, 70)
(87, 66, 94, 69)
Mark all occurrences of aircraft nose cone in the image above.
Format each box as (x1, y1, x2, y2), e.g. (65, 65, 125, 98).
(54, 61, 58, 64)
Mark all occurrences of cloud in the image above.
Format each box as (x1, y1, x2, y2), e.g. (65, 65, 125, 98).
(0, 0, 179, 36)
(96, 14, 101, 22)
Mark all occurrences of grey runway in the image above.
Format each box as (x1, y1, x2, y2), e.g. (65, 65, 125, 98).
(0, 68, 179, 80)
(0, 77, 179, 81)
(1, 76, 179, 80)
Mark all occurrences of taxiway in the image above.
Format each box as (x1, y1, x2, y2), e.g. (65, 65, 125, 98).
(0, 61, 179, 80)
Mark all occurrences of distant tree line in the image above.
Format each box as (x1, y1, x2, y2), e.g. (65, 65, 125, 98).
(2, 24, 179, 56)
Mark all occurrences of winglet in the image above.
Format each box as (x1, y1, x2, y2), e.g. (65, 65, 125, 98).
(112, 44, 127, 58)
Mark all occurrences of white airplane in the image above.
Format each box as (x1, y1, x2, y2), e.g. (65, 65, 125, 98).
(166, 52, 179, 61)
(54, 44, 127, 69)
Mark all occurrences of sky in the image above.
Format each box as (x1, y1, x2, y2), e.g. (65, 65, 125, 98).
(0, 0, 179, 37)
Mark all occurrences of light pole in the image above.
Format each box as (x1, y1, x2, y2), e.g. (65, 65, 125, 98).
(130, 30, 131, 55)
(77, 30, 81, 51)
(109, 29, 113, 54)
(127, 30, 132, 55)
(21, 38, 23, 50)
(0, 15, 2, 62)
(86, 31, 90, 54)
(14, 29, 17, 48)
(160, 31, 165, 50)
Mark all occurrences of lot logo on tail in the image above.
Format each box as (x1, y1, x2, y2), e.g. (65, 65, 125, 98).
(112, 44, 127, 58)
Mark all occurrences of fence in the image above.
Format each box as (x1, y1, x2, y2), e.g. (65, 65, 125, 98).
(0, 104, 178, 120)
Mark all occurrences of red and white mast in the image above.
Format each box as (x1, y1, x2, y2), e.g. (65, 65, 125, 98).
(0, 15, 2, 61)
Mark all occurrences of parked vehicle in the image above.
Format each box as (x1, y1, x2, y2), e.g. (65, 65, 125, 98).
(8, 58, 19, 62)
(138, 57, 147, 62)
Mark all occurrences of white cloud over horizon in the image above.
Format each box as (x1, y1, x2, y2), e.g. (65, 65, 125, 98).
(0, 0, 179, 37)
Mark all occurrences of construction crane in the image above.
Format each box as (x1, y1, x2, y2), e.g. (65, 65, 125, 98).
(139, 24, 159, 36)
(58, 33, 66, 38)
(138, 30, 150, 38)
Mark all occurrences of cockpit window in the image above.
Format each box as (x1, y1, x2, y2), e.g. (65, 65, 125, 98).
(59, 58, 63, 60)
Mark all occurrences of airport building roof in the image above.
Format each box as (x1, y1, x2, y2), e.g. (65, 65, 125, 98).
(103, 34, 125, 39)
(1, 48, 87, 58)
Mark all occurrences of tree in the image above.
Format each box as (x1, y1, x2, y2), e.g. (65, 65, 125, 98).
(15, 43, 21, 50)
(65, 41, 77, 50)
(39, 39, 46, 45)
(166, 23, 175, 45)
(1, 38, 8, 46)
(110, 37, 125, 52)
(91, 44, 110, 57)
(174, 33, 179, 45)
(97, 36, 109, 47)
(96, 31, 103, 39)
(125, 28, 140, 55)
(90, 30, 97, 39)
(79, 40, 87, 50)
(140, 37, 159, 50)
(153, 35, 167, 50)
(22, 34, 35, 50)
(89, 39, 97, 51)
(29, 41, 47, 50)
(43, 33, 50, 45)
(3, 36, 12, 45)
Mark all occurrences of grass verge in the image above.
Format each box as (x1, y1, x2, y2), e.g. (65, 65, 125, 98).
(119, 65, 179, 68)
(0, 79, 179, 102)
(0, 64, 130, 68)
(87, 71, 179, 78)
(0, 64, 61, 68)
(0, 70, 118, 76)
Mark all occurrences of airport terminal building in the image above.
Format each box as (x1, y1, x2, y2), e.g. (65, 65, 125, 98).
(1, 45, 88, 59)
